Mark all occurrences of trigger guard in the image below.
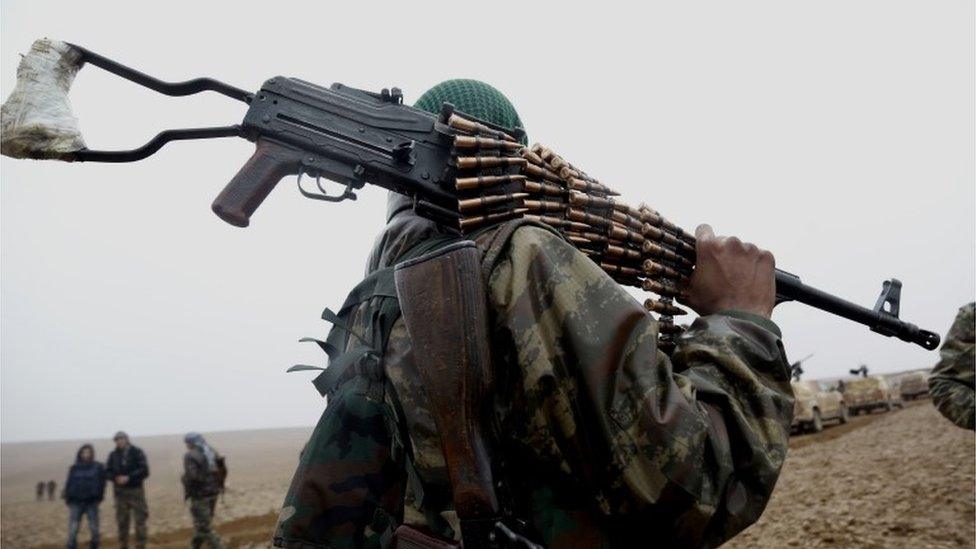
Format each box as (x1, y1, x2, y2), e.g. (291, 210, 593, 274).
(297, 171, 358, 203)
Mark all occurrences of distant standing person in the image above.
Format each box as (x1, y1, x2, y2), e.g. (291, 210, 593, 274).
(36, 481, 45, 501)
(929, 302, 975, 430)
(181, 433, 225, 549)
(47, 479, 57, 501)
(105, 432, 150, 549)
(64, 444, 107, 549)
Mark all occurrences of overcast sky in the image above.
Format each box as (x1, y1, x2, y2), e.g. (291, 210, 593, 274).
(1, 1, 973, 443)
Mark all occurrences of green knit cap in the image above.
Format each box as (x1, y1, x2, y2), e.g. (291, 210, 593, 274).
(414, 79, 526, 144)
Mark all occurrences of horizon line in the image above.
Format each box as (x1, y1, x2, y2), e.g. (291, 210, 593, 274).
(0, 422, 315, 446)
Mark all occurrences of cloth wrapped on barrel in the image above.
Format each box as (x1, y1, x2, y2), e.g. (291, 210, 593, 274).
(0, 38, 86, 160)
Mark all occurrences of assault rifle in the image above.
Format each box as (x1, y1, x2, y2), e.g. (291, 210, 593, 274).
(0, 40, 941, 351)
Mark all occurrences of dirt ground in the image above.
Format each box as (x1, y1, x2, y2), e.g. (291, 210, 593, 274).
(3, 402, 973, 548)
(728, 401, 975, 548)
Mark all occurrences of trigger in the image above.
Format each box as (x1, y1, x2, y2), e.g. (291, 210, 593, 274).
(296, 171, 358, 203)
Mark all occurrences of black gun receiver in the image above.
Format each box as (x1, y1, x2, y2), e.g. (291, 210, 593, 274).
(214, 78, 478, 228)
(6, 42, 942, 351)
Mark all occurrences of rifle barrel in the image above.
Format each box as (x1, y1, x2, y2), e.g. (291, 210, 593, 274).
(774, 270, 940, 350)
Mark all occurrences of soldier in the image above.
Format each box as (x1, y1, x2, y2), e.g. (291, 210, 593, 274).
(36, 481, 45, 501)
(47, 479, 57, 501)
(105, 432, 149, 549)
(181, 433, 225, 549)
(929, 302, 975, 430)
(274, 80, 793, 548)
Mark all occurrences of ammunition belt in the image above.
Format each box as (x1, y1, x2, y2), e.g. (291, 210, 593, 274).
(446, 113, 696, 353)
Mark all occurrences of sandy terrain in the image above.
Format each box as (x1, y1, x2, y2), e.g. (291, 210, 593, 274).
(3, 402, 973, 548)
(728, 401, 975, 548)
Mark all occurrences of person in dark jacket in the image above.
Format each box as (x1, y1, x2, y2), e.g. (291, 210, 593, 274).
(47, 479, 57, 500)
(105, 432, 149, 549)
(64, 444, 106, 549)
(36, 481, 45, 501)
(182, 433, 225, 549)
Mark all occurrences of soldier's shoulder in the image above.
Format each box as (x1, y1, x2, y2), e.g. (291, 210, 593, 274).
(473, 220, 573, 276)
(948, 302, 976, 343)
(494, 222, 574, 259)
(510, 223, 566, 245)
(473, 220, 564, 250)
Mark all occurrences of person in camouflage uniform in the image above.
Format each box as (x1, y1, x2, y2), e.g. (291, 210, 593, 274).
(182, 433, 225, 549)
(275, 80, 794, 548)
(106, 432, 149, 549)
(928, 302, 975, 430)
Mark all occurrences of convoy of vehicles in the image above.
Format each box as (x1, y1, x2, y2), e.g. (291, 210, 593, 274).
(790, 367, 927, 436)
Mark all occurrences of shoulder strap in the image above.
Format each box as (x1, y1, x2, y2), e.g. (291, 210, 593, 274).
(394, 238, 542, 548)
(395, 241, 501, 546)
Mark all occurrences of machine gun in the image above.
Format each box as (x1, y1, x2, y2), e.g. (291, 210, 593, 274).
(0, 39, 942, 352)
(790, 353, 815, 380)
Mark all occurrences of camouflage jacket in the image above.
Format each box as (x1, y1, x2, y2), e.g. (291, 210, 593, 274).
(183, 447, 221, 499)
(929, 302, 975, 430)
(275, 197, 794, 548)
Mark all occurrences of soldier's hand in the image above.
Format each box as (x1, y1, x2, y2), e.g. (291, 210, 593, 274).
(685, 224, 776, 318)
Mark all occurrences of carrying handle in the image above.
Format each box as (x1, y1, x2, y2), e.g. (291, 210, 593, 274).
(212, 139, 303, 227)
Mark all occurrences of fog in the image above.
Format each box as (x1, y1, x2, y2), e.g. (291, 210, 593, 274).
(2, 1, 972, 442)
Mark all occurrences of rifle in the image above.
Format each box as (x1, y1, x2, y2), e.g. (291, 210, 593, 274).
(0, 39, 941, 352)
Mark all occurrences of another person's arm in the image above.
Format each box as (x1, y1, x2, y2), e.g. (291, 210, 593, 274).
(929, 303, 975, 430)
(105, 453, 116, 478)
(96, 463, 107, 502)
(487, 224, 792, 548)
(63, 467, 74, 503)
(182, 453, 199, 499)
(129, 448, 149, 483)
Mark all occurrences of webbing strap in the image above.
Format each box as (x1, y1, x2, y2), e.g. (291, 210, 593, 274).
(314, 347, 378, 397)
(330, 268, 399, 318)
(298, 337, 338, 360)
(321, 308, 372, 347)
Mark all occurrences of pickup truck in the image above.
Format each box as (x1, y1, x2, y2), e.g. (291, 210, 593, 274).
(791, 379, 848, 433)
(894, 371, 929, 401)
(839, 376, 903, 415)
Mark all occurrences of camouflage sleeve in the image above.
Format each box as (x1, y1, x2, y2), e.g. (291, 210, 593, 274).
(487, 226, 793, 548)
(928, 303, 975, 430)
(182, 452, 204, 497)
